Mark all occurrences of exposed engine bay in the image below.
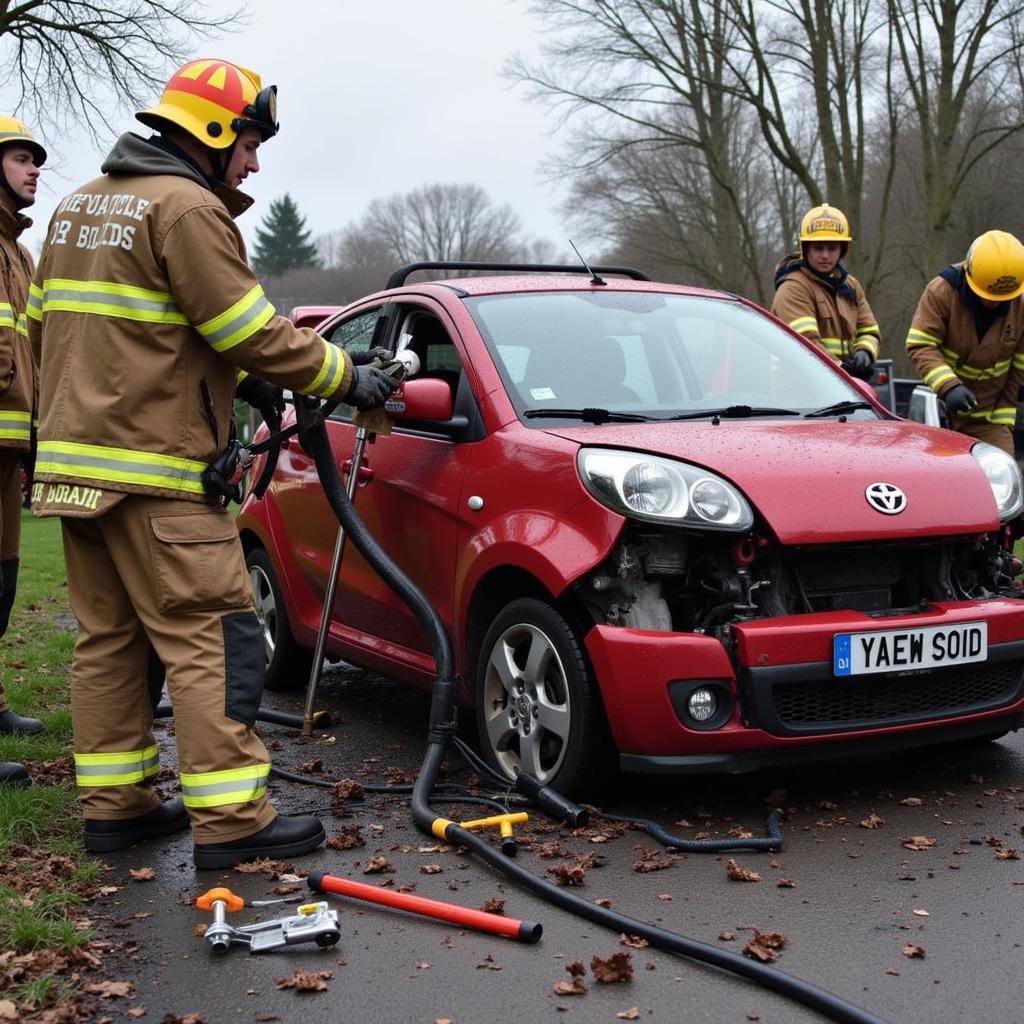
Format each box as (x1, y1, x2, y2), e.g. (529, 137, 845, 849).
(578, 524, 1024, 640)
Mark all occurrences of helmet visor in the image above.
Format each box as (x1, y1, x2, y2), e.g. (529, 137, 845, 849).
(232, 84, 278, 140)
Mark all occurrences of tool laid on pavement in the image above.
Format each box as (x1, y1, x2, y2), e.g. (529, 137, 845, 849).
(308, 870, 542, 943)
(195, 887, 341, 954)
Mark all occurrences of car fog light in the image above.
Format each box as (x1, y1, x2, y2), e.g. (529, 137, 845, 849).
(623, 462, 675, 514)
(691, 478, 732, 522)
(687, 687, 716, 722)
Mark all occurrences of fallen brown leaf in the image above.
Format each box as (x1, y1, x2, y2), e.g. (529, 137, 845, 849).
(553, 978, 588, 996)
(726, 859, 761, 882)
(617, 1008, 640, 1020)
(619, 934, 649, 949)
(363, 855, 396, 875)
(420, 864, 443, 874)
(860, 813, 885, 830)
(276, 970, 333, 991)
(591, 952, 634, 983)
(480, 898, 506, 915)
(902, 836, 936, 851)
(84, 980, 134, 999)
(995, 848, 1020, 860)
(902, 943, 926, 959)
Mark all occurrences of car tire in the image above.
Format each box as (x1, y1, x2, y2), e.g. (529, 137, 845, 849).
(246, 546, 313, 692)
(475, 597, 611, 797)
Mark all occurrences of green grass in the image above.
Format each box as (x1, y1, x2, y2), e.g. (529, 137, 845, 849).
(0, 512, 100, 1002)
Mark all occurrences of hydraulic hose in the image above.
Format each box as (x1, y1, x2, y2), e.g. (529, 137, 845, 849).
(298, 399, 891, 1024)
(595, 807, 783, 853)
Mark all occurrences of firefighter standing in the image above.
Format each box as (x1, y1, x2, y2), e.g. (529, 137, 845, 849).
(771, 203, 882, 379)
(0, 116, 47, 788)
(27, 59, 396, 868)
(905, 230, 1024, 456)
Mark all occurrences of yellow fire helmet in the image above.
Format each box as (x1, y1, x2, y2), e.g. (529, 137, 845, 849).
(0, 115, 46, 166)
(799, 203, 852, 256)
(136, 58, 278, 149)
(964, 229, 1024, 302)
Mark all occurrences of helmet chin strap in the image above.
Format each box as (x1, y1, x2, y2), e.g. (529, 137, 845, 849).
(209, 138, 238, 186)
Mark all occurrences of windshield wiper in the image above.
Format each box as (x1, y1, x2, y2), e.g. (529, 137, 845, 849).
(804, 400, 875, 418)
(523, 407, 656, 424)
(666, 405, 801, 421)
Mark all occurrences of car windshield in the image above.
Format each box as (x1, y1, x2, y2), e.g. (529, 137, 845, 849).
(465, 290, 879, 422)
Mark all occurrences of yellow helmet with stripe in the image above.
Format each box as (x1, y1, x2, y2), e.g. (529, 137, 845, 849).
(964, 230, 1024, 302)
(0, 115, 46, 166)
(799, 203, 851, 257)
(136, 58, 278, 149)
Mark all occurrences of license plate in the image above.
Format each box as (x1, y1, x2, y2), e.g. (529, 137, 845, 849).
(833, 621, 987, 676)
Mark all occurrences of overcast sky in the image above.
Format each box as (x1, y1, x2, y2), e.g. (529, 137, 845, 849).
(18, 0, 575, 257)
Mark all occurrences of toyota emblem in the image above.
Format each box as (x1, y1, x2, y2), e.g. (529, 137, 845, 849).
(865, 481, 907, 515)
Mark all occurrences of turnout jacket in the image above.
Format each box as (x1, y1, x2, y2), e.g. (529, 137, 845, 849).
(27, 133, 353, 506)
(905, 265, 1024, 428)
(771, 255, 881, 363)
(0, 200, 35, 451)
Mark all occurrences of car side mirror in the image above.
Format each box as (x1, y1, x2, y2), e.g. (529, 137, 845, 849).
(387, 378, 454, 422)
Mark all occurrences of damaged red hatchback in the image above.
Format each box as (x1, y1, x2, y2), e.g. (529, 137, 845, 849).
(236, 263, 1024, 795)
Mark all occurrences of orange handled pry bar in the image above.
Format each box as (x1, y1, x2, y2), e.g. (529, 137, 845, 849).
(307, 870, 542, 943)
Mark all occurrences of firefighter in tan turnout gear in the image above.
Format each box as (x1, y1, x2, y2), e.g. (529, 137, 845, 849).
(905, 230, 1024, 456)
(771, 203, 882, 379)
(27, 59, 397, 868)
(0, 116, 47, 789)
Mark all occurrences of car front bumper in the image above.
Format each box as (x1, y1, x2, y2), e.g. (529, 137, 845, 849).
(584, 599, 1024, 773)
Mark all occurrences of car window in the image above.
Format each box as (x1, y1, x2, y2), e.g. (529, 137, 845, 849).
(321, 308, 384, 421)
(465, 290, 874, 420)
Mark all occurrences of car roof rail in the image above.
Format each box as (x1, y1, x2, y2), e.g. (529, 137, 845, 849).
(385, 261, 650, 289)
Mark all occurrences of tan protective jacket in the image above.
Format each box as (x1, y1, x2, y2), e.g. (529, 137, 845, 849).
(770, 256, 881, 363)
(27, 133, 353, 506)
(905, 265, 1024, 428)
(0, 200, 35, 451)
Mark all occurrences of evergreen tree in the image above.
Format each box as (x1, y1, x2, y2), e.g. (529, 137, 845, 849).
(251, 194, 320, 277)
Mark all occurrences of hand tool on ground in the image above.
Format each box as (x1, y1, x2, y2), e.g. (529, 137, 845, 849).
(195, 886, 341, 954)
(300, 349, 420, 736)
(307, 870, 542, 943)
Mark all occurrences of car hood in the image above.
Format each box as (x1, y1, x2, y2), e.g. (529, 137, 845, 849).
(541, 419, 1000, 543)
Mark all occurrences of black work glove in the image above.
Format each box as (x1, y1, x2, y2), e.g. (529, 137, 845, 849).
(349, 346, 394, 366)
(842, 348, 874, 380)
(236, 375, 285, 432)
(345, 365, 399, 411)
(943, 383, 977, 417)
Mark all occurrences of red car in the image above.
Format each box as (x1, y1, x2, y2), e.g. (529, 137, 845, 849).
(237, 262, 1024, 794)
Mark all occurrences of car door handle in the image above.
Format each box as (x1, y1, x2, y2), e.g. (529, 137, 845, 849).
(342, 459, 373, 483)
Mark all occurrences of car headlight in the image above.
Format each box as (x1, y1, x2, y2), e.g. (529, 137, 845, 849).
(972, 442, 1024, 522)
(578, 448, 754, 530)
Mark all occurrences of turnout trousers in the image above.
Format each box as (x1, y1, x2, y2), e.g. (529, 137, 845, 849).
(0, 449, 23, 712)
(951, 418, 1014, 457)
(61, 494, 276, 843)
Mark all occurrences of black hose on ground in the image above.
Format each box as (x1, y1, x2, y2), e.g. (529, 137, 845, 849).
(298, 399, 892, 1024)
(594, 807, 784, 852)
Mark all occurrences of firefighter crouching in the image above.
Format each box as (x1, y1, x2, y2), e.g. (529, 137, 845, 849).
(906, 229, 1024, 456)
(27, 58, 397, 869)
(771, 203, 882, 379)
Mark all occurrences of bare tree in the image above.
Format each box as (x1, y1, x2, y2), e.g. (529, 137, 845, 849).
(0, 1, 244, 139)
(347, 183, 523, 265)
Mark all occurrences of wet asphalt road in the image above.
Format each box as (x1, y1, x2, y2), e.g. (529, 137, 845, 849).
(91, 662, 1024, 1024)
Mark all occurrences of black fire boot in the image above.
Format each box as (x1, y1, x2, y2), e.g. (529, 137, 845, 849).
(83, 796, 190, 852)
(0, 709, 44, 735)
(193, 815, 326, 870)
(0, 558, 18, 637)
(0, 762, 30, 787)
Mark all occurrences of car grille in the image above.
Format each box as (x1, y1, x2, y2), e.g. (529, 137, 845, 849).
(762, 661, 1024, 735)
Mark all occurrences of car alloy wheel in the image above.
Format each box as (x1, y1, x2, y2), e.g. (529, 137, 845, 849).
(476, 597, 609, 795)
(245, 547, 312, 692)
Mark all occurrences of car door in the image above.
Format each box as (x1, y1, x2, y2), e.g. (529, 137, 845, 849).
(320, 300, 473, 675)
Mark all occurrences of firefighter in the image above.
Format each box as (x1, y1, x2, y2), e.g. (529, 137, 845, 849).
(27, 59, 397, 866)
(771, 203, 882, 379)
(0, 116, 46, 786)
(905, 230, 1024, 456)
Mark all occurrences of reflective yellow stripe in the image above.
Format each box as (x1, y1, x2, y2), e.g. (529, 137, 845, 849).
(788, 316, 818, 335)
(856, 323, 880, 337)
(304, 341, 346, 398)
(1013, 353, 1024, 370)
(15, 312, 26, 337)
(954, 358, 1011, 381)
(196, 285, 275, 353)
(37, 440, 207, 494)
(852, 335, 880, 358)
(906, 327, 941, 347)
(180, 763, 270, 808)
(26, 283, 42, 321)
(819, 337, 843, 356)
(924, 365, 957, 390)
(0, 410, 32, 442)
(0, 303, 14, 330)
(75, 745, 160, 787)
(958, 405, 1017, 425)
(39, 278, 188, 325)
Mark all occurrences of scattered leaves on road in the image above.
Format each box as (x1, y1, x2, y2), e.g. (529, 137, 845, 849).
(616, 1007, 640, 1019)
(129, 867, 155, 882)
(591, 952, 634, 983)
(743, 931, 787, 963)
(902, 943, 926, 959)
(363, 855, 396, 875)
(276, 970, 333, 991)
(860, 813, 885, 829)
(547, 853, 595, 886)
(480, 898, 506, 915)
(902, 836, 936, 851)
(327, 824, 366, 850)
